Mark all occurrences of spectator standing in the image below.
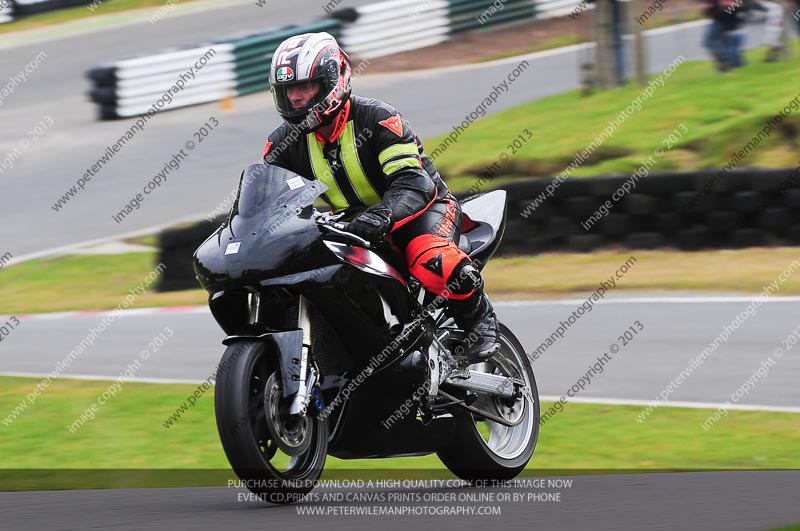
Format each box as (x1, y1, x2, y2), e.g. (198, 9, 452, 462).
(702, 0, 746, 71)
(702, 0, 727, 70)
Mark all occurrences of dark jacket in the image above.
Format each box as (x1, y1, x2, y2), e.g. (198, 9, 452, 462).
(262, 95, 449, 226)
(705, 0, 738, 21)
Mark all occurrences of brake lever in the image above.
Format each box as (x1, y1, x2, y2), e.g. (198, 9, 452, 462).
(315, 218, 371, 249)
(313, 211, 346, 223)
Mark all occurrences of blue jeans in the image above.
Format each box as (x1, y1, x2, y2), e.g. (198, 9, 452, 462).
(703, 20, 725, 61)
(723, 32, 744, 69)
(704, 21, 744, 70)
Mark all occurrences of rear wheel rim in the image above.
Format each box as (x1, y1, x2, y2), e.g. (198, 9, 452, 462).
(471, 333, 536, 460)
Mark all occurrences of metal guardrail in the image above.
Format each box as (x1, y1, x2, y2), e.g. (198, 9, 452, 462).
(332, 0, 452, 59)
(86, 20, 341, 119)
(333, 0, 538, 59)
(84, 0, 562, 119)
(0, 7, 13, 24)
(535, 0, 588, 18)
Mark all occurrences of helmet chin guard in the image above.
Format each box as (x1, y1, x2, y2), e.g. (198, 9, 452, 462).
(269, 32, 352, 133)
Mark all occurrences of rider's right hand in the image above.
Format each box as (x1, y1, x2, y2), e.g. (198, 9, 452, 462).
(344, 207, 393, 243)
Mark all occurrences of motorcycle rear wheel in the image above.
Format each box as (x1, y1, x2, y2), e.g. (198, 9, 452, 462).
(437, 324, 539, 481)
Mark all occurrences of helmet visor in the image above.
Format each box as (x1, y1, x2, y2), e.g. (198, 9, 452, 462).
(271, 80, 326, 122)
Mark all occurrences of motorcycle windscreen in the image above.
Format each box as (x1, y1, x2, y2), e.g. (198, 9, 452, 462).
(233, 164, 328, 230)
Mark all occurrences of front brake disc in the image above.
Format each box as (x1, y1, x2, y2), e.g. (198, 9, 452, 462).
(264, 372, 313, 457)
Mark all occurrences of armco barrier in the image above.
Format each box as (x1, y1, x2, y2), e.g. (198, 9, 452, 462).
(534, 0, 585, 18)
(449, 0, 536, 34)
(330, 0, 452, 59)
(86, 0, 550, 119)
(0, 4, 12, 24)
(155, 168, 800, 292)
(86, 20, 341, 119)
(331, 0, 536, 59)
(88, 43, 236, 119)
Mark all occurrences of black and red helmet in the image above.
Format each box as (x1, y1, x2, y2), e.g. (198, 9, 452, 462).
(269, 32, 352, 132)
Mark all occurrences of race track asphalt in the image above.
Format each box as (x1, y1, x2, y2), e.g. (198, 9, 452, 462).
(3, 297, 799, 407)
(1, 471, 798, 531)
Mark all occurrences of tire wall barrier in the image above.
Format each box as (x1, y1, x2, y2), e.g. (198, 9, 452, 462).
(157, 220, 222, 293)
(499, 168, 800, 255)
(157, 168, 800, 291)
(0, 0, 95, 23)
(87, 0, 562, 119)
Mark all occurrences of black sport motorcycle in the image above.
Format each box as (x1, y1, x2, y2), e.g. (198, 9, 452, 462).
(193, 163, 539, 504)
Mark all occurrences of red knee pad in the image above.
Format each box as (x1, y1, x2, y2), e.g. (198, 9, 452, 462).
(406, 235, 474, 300)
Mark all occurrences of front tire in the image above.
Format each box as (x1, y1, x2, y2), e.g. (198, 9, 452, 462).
(214, 341, 327, 504)
(437, 323, 539, 481)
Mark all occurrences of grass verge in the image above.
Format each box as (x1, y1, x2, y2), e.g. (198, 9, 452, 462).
(2, 247, 799, 315)
(477, 13, 706, 63)
(0, 376, 797, 490)
(433, 48, 800, 189)
(0, 252, 203, 315)
(481, 248, 800, 298)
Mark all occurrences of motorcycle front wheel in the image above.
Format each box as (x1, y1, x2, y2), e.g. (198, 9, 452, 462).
(214, 341, 327, 504)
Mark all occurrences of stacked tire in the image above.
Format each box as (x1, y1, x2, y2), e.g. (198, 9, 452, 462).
(490, 167, 800, 254)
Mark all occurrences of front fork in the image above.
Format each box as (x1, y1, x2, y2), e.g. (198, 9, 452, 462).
(247, 292, 317, 416)
(289, 296, 314, 415)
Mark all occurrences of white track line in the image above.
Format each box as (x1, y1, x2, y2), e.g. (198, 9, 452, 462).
(538, 395, 800, 414)
(6, 305, 209, 321)
(0, 372, 206, 385)
(1, 372, 796, 413)
(3, 211, 215, 268)
(5, 296, 800, 322)
(496, 296, 800, 306)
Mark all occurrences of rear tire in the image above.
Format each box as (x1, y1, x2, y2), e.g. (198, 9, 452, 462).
(437, 324, 539, 481)
(214, 341, 327, 504)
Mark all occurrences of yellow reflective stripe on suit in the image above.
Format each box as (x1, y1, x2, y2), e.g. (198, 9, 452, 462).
(382, 157, 421, 176)
(378, 142, 419, 167)
(340, 121, 381, 206)
(306, 133, 349, 211)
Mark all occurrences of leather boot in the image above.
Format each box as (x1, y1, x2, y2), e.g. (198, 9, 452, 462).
(452, 291, 500, 362)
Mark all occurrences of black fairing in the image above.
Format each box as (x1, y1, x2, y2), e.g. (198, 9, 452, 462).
(328, 370, 455, 459)
(194, 164, 336, 293)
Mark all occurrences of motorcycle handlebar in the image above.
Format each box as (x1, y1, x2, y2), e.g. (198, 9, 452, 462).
(314, 215, 371, 249)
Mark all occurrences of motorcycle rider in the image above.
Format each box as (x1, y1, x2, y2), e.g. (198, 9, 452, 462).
(261, 32, 499, 361)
